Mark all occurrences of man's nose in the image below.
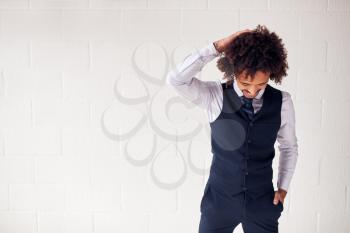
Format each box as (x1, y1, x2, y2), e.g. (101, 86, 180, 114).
(247, 88, 260, 96)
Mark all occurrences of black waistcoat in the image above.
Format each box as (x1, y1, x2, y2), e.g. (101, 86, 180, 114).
(208, 82, 282, 199)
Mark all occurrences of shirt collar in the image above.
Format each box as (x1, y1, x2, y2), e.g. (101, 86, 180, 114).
(233, 78, 265, 100)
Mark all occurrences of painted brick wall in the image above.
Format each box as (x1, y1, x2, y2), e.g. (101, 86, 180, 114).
(0, 0, 349, 232)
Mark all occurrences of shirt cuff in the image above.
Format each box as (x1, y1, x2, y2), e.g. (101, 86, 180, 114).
(277, 176, 291, 192)
(209, 42, 221, 56)
(197, 42, 221, 58)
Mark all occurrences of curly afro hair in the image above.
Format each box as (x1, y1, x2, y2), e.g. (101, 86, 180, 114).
(216, 24, 288, 86)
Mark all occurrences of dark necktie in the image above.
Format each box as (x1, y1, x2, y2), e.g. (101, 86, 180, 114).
(241, 96, 254, 120)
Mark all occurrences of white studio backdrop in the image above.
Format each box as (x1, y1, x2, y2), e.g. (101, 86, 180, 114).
(0, 0, 350, 233)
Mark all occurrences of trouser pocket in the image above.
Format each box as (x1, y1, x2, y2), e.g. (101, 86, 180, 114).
(200, 182, 211, 213)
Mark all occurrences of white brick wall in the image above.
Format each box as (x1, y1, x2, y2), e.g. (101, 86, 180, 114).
(0, 0, 349, 232)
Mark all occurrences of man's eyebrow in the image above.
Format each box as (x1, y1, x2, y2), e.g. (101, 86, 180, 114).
(259, 81, 269, 85)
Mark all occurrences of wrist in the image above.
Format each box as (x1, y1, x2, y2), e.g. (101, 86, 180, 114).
(213, 41, 223, 53)
(278, 188, 287, 193)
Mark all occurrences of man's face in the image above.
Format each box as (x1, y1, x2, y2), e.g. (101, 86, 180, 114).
(236, 70, 270, 99)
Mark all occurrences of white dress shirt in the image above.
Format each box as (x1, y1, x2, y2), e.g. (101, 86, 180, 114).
(166, 42, 299, 192)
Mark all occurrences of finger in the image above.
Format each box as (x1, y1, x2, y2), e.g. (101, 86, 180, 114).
(241, 29, 252, 33)
(238, 29, 251, 35)
(273, 193, 280, 205)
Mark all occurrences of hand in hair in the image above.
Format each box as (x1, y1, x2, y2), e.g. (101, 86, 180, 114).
(216, 25, 289, 85)
(213, 29, 252, 53)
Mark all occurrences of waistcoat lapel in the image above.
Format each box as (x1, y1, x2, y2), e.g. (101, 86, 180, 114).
(222, 82, 273, 122)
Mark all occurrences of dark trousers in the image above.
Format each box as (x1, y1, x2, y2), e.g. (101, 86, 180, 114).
(198, 183, 284, 233)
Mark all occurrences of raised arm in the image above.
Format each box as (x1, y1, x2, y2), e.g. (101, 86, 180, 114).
(166, 29, 253, 110)
(165, 42, 221, 109)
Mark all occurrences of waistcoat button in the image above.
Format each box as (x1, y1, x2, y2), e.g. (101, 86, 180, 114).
(249, 122, 254, 127)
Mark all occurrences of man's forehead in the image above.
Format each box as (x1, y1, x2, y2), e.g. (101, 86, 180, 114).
(239, 76, 268, 83)
(238, 71, 270, 83)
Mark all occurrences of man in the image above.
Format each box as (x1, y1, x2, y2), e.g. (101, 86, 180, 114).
(166, 25, 298, 233)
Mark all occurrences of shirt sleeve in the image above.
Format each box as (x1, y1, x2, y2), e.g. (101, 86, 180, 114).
(166, 42, 221, 110)
(276, 91, 299, 192)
